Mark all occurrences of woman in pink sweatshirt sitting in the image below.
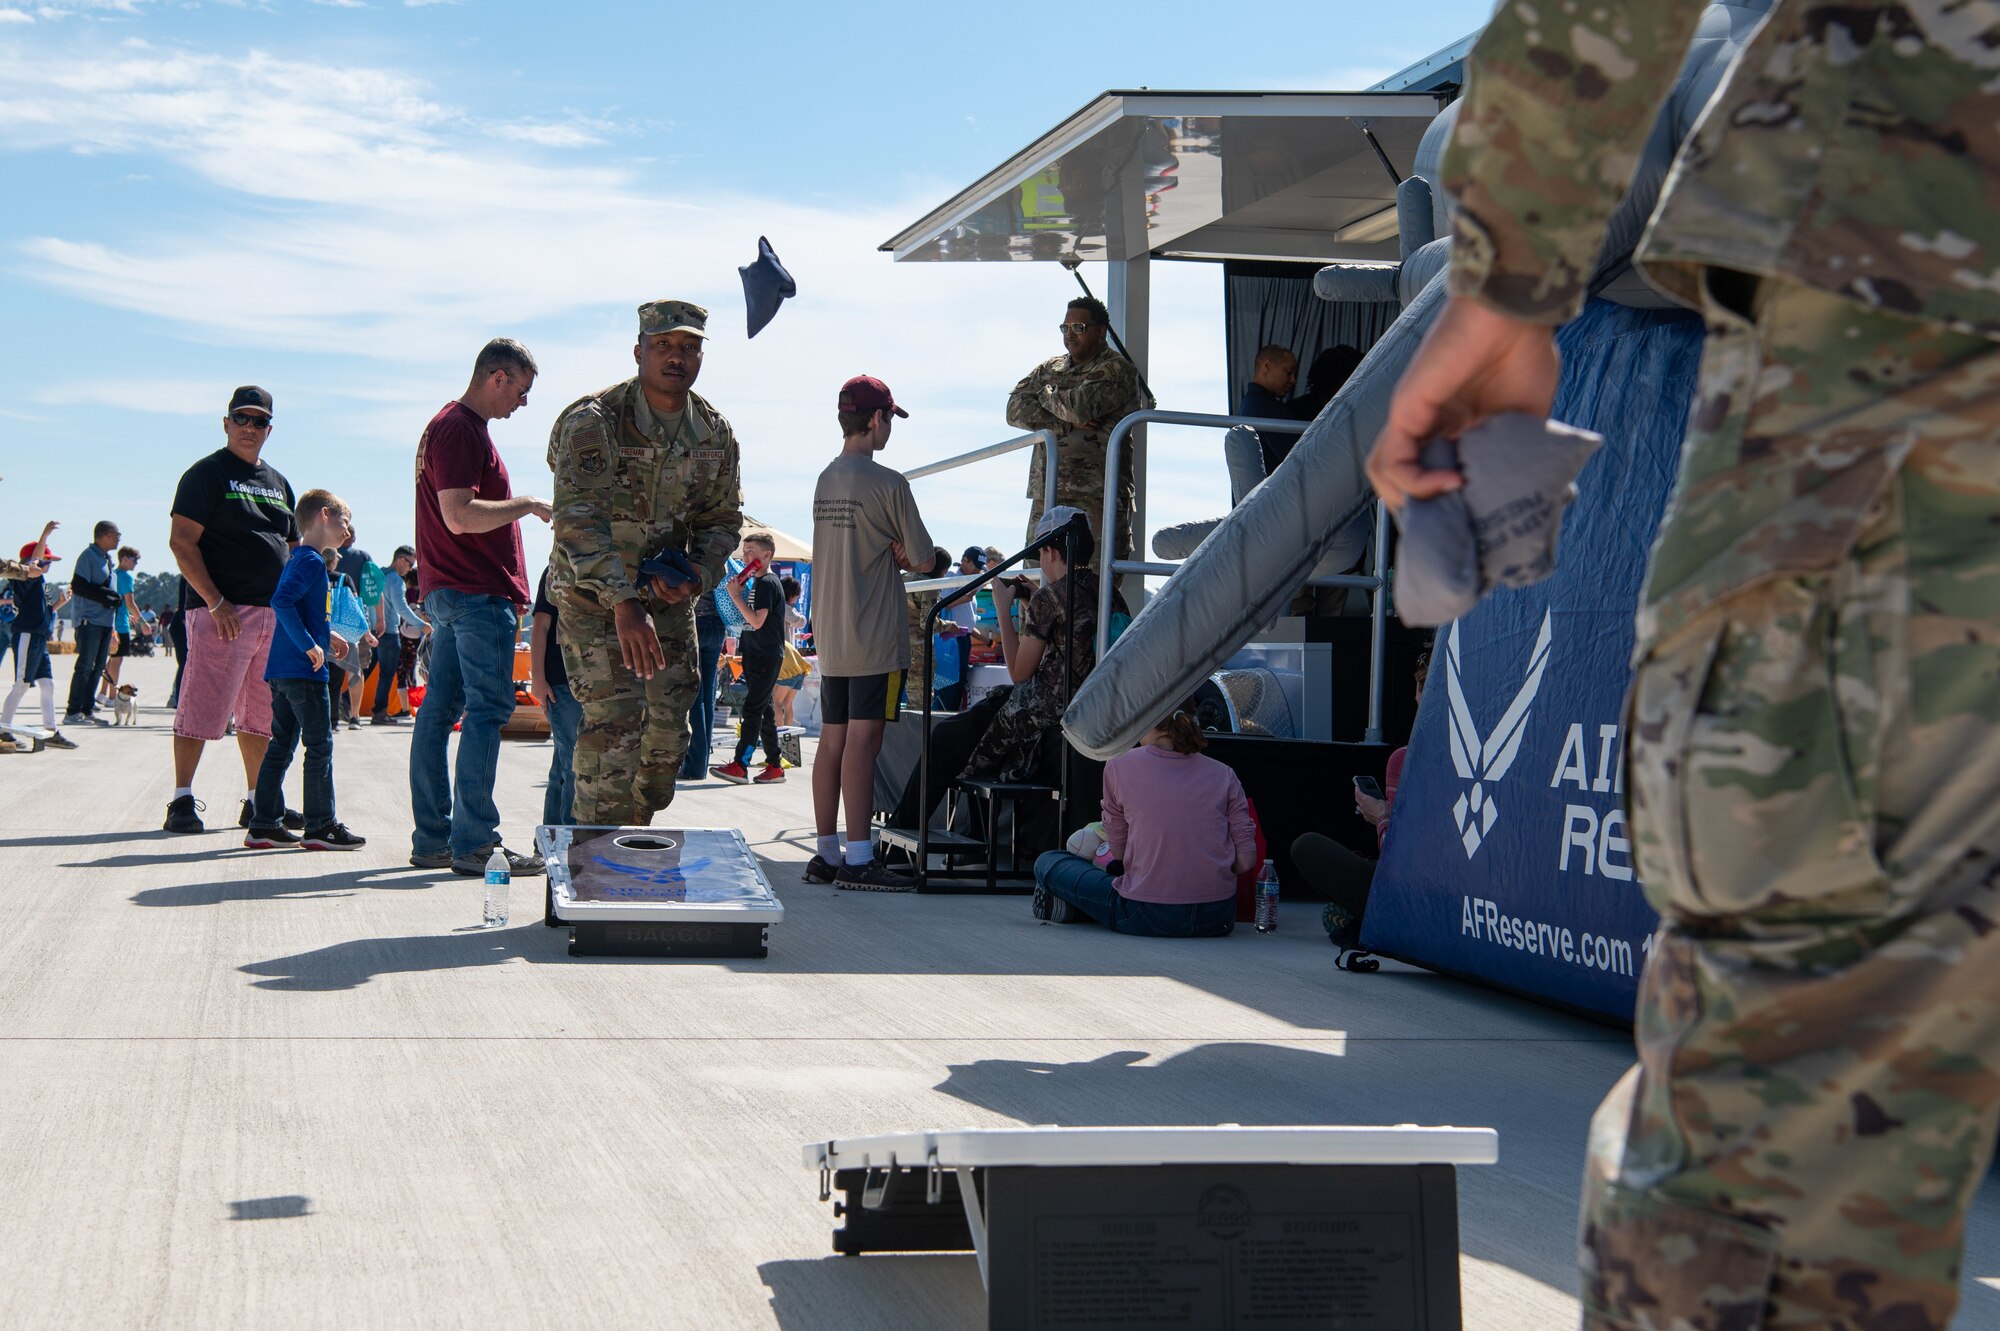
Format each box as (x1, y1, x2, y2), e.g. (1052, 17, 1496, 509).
(1032, 705, 1256, 936)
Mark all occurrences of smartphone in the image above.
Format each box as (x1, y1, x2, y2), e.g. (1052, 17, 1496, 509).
(1353, 775, 1384, 801)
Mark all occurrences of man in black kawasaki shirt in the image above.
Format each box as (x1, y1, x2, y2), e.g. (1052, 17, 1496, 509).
(164, 386, 301, 835)
(710, 531, 786, 784)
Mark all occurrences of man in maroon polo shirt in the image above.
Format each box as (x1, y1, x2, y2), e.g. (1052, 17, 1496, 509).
(408, 337, 553, 877)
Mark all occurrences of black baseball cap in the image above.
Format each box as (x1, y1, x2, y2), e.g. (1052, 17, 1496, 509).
(228, 385, 273, 416)
(961, 546, 988, 568)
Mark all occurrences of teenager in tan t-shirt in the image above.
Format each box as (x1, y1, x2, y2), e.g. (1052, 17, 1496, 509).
(807, 376, 934, 891)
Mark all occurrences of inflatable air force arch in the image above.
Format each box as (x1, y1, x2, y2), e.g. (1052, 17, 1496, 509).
(1362, 302, 1702, 1021)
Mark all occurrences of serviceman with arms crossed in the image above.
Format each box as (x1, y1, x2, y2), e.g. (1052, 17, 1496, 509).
(548, 300, 743, 825)
(1369, 6, 2000, 1329)
(1005, 296, 1144, 577)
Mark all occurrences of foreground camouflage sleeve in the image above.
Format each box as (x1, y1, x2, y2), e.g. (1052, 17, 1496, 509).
(1006, 362, 1061, 432)
(1445, 1, 1706, 324)
(549, 401, 637, 609)
(1050, 354, 1140, 428)
(686, 415, 745, 594)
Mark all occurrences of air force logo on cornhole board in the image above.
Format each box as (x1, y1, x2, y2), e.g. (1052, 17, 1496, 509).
(1444, 612, 1552, 860)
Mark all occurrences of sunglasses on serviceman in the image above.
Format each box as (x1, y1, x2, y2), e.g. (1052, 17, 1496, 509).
(229, 411, 272, 429)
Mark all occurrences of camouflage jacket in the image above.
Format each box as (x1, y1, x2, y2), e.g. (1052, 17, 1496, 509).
(1, 559, 44, 581)
(546, 379, 743, 612)
(1005, 350, 1144, 490)
(1447, 1, 2000, 338)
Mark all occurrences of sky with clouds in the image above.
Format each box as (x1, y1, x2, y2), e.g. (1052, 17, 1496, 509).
(0, 0, 1492, 584)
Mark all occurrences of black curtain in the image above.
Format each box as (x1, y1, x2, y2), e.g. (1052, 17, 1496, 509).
(1224, 260, 1398, 414)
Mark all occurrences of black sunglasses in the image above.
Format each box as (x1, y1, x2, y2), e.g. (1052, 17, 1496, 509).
(229, 411, 273, 429)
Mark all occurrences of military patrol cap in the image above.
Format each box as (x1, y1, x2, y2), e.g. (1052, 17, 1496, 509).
(638, 300, 709, 340)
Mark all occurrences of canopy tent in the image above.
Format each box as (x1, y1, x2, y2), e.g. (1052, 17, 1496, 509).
(738, 518, 811, 562)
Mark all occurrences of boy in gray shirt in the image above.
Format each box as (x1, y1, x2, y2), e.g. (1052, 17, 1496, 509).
(807, 375, 933, 890)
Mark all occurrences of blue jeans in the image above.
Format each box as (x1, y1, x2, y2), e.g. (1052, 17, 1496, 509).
(542, 676, 581, 827)
(255, 676, 335, 829)
(410, 589, 518, 858)
(680, 610, 728, 778)
(67, 621, 113, 717)
(370, 632, 401, 718)
(1034, 851, 1237, 937)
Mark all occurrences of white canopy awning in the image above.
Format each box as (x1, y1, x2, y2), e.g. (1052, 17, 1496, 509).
(882, 89, 1447, 266)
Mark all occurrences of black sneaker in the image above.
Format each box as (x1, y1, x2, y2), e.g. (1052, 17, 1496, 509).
(834, 859, 916, 893)
(244, 826, 302, 849)
(239, 799, 304, 831)
(164, 795, 206, 834)
(409, 848, 455, 870)
(302, 823, 366, 852)
(369, 715, 406, 726)
(43, 731, 78, 751)
(451, 844, 546, 878)
(1032, 881, 1081, 924)
(803, 855, 838, 884)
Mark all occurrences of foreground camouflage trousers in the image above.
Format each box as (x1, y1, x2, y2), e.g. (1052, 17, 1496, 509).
(1587, 280, 2000, 1330)
(559, 600, 698, 826)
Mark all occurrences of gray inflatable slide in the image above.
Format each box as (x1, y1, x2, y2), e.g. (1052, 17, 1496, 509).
(1062, 2, 1767, 761)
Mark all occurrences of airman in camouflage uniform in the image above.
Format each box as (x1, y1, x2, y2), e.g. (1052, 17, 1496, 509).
(1371, 4, 2000, 1327)
(1006, 298, 1144, 572)
(548, 300, 743, 826)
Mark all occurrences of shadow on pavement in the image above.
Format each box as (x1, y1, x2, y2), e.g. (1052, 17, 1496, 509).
(133, 865, 441, 908)
(239, 921, 567, 990)
(0, 830, 181, 851)
(758, 1253, 979, 1331)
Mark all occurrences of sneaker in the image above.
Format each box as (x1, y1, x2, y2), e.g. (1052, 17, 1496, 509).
(62, 712, 87, 727)
(834, 859, 917, 893)
(346, 717, 361, 732)
(369, 715, 406, 726)
(164, 795, 206, 834)
(239, 799, 305, 831)
(753, 764, 786, 784)
(85, 713, 113, 727)
(451, 844, 546, 878)
(43, 731, 78, 751)
(1032, 881, 1081, 923)
(302, 823, 366, 852)
(710, 761, 751, 784)
(409, 848, 455, 870)
(243, 826, 302, 849)
(803, 855, 838, 884)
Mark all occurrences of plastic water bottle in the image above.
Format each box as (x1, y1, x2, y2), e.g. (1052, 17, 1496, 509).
(483, 848, 510, 928)
(1254, 860, 1280, 935)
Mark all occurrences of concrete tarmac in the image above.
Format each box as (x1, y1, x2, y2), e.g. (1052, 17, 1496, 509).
(5, 654, 2000, 1328)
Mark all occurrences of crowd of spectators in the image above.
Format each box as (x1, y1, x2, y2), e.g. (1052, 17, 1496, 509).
(2, 302, 1379, 933)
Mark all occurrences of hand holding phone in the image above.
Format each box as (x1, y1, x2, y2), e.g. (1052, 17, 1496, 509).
(1352, 775, 1385, 801)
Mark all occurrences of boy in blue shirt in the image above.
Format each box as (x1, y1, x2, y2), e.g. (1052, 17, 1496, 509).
(246, 490, 365, 851)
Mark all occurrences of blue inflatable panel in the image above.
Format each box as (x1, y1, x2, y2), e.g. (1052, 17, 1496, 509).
(1360, 301, 1704, 1022)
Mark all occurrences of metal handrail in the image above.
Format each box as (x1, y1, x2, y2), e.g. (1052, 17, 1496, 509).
(1097, 409, 1391, 744)
(906, 429, 1060, 518)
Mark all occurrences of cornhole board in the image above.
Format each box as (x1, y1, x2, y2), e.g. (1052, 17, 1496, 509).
(805, 1124, 1497, 1331)
(2, 723, 51, 752)
(536, 824, 782, 959)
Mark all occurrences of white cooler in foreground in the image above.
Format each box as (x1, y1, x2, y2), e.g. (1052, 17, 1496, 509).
(537, 825, 782, 958)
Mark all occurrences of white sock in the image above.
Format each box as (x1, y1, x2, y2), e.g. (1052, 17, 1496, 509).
(37, 679, 55, 730)
(174, 787, 193, 800)
(844, 839, 873, 867)
(816, 833, 840, 862)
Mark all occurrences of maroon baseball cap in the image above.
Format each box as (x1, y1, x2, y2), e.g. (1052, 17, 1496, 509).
(837, 375, 909, 419)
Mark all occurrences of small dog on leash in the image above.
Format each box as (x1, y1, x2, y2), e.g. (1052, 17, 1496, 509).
(112, 684, 140, 726)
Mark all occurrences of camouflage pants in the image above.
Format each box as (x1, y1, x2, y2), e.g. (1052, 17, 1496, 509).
(1027, 455, 1135, 573)
(1586, 280, 2000, 1330)
(559, 601, 698, 827)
